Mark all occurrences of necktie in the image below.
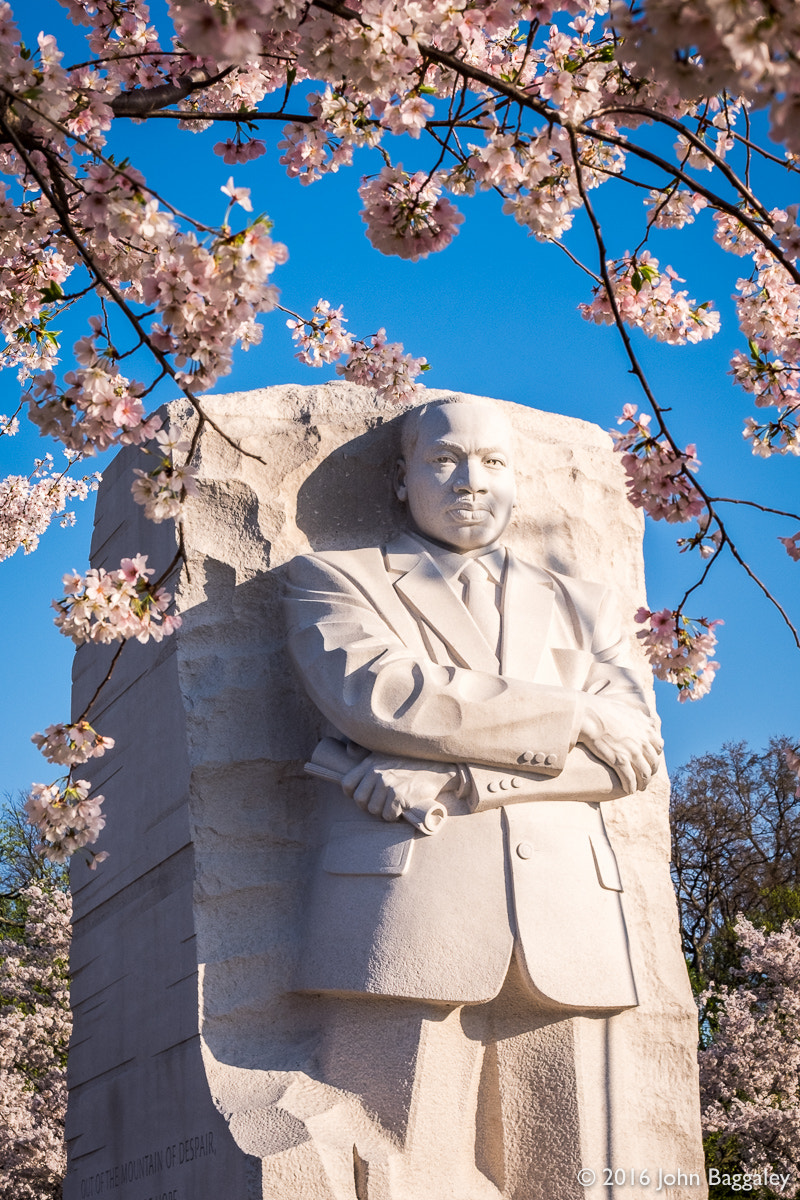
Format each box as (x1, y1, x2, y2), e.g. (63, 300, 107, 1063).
(459, 559, 501, 662)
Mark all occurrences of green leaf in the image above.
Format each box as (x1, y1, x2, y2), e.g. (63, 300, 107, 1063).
(40, 281, 64, 303)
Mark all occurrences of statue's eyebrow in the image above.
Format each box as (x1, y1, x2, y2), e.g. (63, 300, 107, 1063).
(427, 439, 509, 456)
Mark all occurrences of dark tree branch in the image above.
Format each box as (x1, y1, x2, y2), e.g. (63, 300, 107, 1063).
(109, 67, 234, 117)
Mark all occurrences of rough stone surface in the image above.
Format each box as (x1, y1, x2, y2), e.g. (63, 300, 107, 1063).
(65, 383, 707, 1200)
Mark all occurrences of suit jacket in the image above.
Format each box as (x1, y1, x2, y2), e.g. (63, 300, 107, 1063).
(284, 533, 652, 1011)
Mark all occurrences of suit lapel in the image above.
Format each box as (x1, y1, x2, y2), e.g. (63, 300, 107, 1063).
(500, 551, 555, 681)
(386, 535, 501, 674)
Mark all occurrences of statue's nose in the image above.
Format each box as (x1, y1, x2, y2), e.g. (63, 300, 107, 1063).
(453, 460, 488, 492)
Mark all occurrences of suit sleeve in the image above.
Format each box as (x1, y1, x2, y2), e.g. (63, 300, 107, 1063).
(465, 582, 656, 808)
(284, 553, 581, 776)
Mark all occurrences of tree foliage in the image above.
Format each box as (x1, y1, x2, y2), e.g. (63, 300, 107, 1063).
(0, 796, 70, 1200)
(669, 742, 800, 1196)
(671, 737, 800, 989)
(700, 916, 800, 1200)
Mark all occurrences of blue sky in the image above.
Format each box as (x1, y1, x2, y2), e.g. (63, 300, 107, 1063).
(1, 4, 798, 800)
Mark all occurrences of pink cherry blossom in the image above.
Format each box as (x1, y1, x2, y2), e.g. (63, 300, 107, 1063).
(0, 456, 100, 563)
(221, 177, 253, 212)
(611, 407, 706, 525)
(52, 555, 181, 645)
(700, 915, 800, 1193)
(581, 253, 721, 346)
(31, 720, 114, 766)
(635, 606, 722, 701)
(0, 885, 71, 1194)
(25, 778, 107, 865)
(359, 165, 464, 262)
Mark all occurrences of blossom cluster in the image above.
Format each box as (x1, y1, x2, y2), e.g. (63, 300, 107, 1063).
(279, 88, 381, 185)
(338, 328, 428, 404)
(645, 188, 707, 231)
(700, 915, 800, 1195)
(131, 427, 198, 522)
(52, 555, 181, 645)
(612, 0, 800, 156)
(25, 780, 107, 867)
(31, 720, 114, 766)
(288, 300, 354, 367)
(359, 166, 464, 262)
(0, 886, 71, 1199)
(286, 302, 428, 401)
(635, 606, 722, 701)
(610, 405, 706, 526)
(580, 253, 721, 346)
(0, 455, 99, 563)
(25, 352, 160, 457)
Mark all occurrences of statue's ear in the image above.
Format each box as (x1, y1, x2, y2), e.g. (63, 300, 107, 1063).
(394, 457, 408, 503)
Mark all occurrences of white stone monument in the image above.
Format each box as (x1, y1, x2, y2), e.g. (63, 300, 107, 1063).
(65, 384, 707, 1200)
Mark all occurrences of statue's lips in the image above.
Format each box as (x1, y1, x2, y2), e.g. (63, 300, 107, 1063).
(447, 505, 491, 522)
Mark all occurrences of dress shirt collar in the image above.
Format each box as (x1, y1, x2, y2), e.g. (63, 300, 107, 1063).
(406, 531, 507, 585)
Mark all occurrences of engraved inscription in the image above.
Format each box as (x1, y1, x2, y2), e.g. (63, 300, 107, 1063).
(79, 1131, 216, 1198)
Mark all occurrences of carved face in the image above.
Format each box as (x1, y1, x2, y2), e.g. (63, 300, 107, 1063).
(395, 402, 516, 552)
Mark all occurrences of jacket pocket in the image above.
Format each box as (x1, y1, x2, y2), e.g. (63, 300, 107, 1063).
(589, 833, 624, 892)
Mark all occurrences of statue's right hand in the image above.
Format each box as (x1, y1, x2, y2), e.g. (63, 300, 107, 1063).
(576, 695, 663, 795)
(341, 753, 457, 823)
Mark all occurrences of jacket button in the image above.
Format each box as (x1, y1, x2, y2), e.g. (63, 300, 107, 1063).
(519, 751, 534, 764)
(533, 752, 546, 765)
(499, 778, 509, 790)
(545, 754, 557, 766)
(487, 781, 498, 793)
(510, 777, 521, 787)
(516, 841, 533, 859)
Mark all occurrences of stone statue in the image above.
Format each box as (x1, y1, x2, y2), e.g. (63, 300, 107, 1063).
(283, 395, 665, 1198)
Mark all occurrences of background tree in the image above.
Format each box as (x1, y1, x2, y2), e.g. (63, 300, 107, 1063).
(669, 740, 800, 1195)
(0, 795, 70, 1200)
(671, 737, 800, 990)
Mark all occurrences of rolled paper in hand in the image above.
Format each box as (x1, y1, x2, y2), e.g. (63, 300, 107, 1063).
(304, 737, 448, 836)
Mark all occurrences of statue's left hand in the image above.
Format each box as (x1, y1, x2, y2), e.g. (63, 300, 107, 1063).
(341, 754, 458, 823)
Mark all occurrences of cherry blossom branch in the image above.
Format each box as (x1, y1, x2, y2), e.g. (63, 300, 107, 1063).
(594, 103, 769, 219)
(3, 118, 268, 468)
(578, 120, 800, 285)
(677, 540, 726, 611)
(721, 536, 800, 648)
(566, 125, 663, 418)
(72, 643, 125, 726)
(4, 88, 220, 235)
(568, 124, 800, 654)
(109, 67, 233, 117)
(708, 497, 800, 522)
(116, 108, 314, 122)
(305, 0, 800, 284)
